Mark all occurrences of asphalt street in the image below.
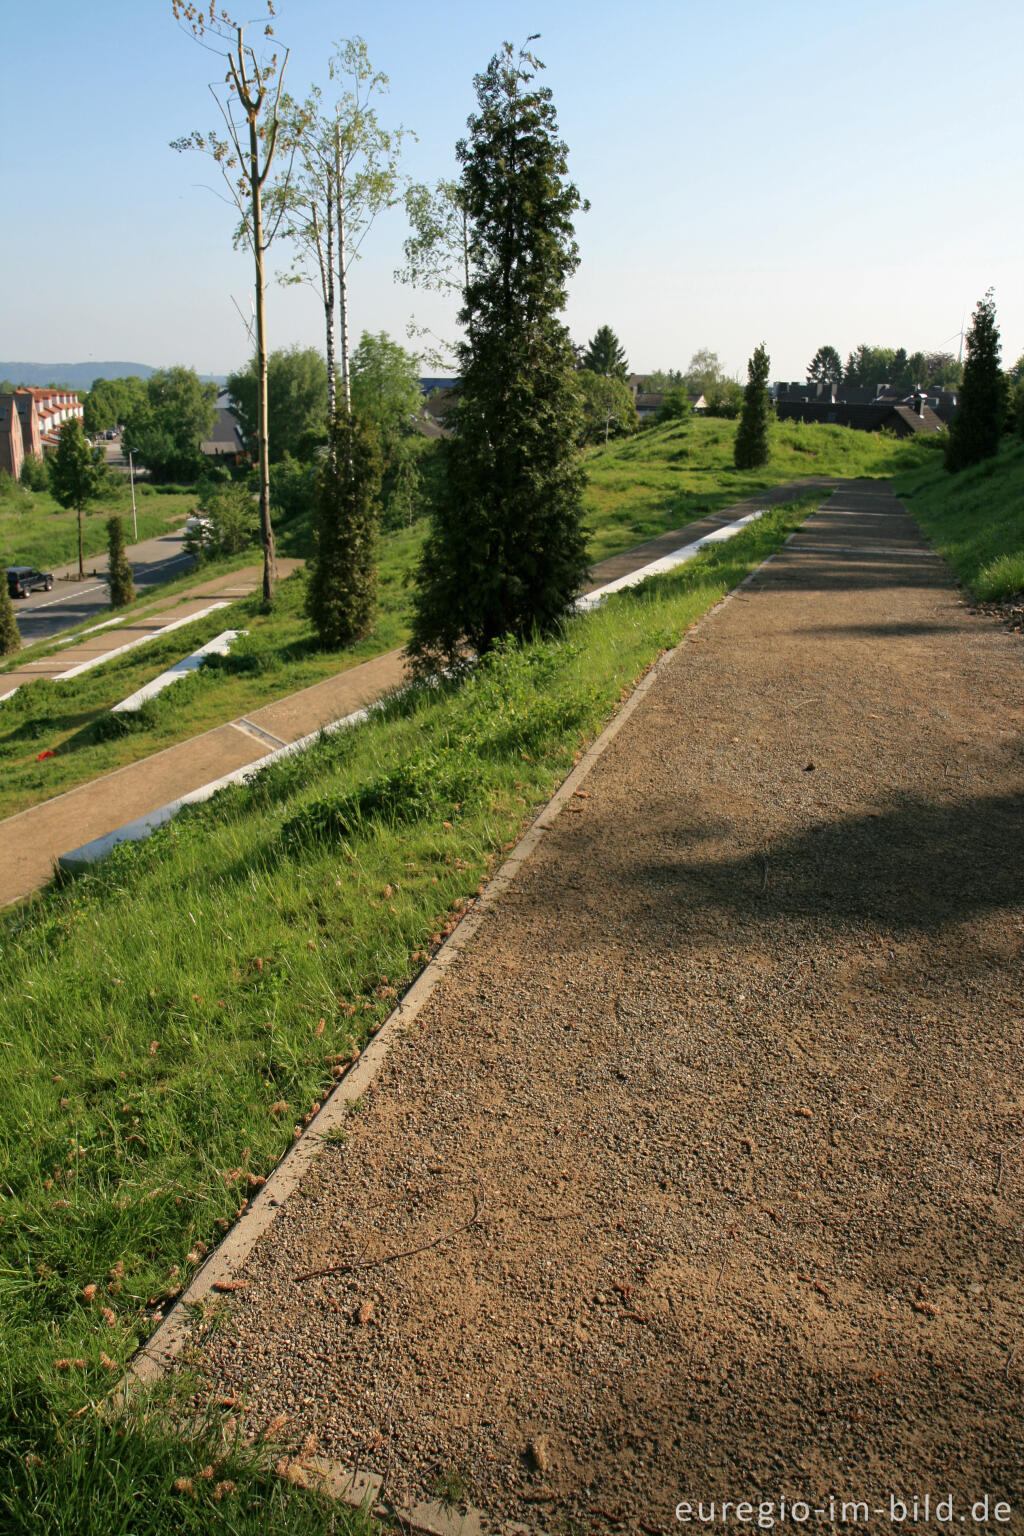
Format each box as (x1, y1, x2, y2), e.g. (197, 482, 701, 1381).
(10, 530, 194, 646)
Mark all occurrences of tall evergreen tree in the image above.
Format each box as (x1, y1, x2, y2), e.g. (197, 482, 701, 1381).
(581, 324, 628, 379)
(945, 289, 1006, 473)
(734, 343, 772, 469)
(106, 516, 135, 608)
(0, 576, 20, 657)
(306, 410, 382, 648)
(409, 42, 589, 671)
(807, 345, 842, 385)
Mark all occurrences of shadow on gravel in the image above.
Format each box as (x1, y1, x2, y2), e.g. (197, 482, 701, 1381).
(764, 556, 950, 594)
(605, 792, 1024, 934)
(799, 622, 965, 639)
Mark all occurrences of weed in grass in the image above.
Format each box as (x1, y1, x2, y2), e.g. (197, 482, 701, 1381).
(430, 1462, 472, 1510)
(975, 553, 1024, 601)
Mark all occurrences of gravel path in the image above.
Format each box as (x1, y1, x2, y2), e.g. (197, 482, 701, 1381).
(179, 482, 1024, 1529)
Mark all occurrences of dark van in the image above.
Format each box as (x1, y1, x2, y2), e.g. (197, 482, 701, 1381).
(5, 567, 54, 598)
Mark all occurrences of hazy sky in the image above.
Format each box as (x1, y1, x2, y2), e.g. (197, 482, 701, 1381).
(3, 0, 1021, 383)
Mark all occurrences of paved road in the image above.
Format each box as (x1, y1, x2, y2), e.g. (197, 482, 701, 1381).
(11, 529, 194, 645)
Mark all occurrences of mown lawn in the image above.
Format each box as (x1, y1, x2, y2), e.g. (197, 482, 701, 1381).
(1, 496, 820, 1534)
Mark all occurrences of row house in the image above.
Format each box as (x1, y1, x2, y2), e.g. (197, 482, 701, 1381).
(26, 387, 84, 448)
(0, 388, 83, 477)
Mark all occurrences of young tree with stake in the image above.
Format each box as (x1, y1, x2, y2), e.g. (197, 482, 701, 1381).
(48, 420, 105, 581)
(171, 1, 297, 602)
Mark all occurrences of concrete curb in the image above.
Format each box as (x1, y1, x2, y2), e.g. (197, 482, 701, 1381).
(575, 507, 766, 611)
(110, 498, 828, 1531)
(111, 630, 248, 713)
(124, 506, 807, 1389)
(57, 702, 371, 873)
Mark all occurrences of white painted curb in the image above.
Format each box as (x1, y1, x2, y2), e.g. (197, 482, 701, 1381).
(111, 630, 248, 713)
(56, 601, 232, 680)
(575, 509, 765, 611)
(57, 703, 373, 872)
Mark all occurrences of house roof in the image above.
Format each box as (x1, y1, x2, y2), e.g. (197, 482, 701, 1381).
(200, 406, 245, 456)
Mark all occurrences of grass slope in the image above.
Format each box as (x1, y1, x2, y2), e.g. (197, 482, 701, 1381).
(0, 420, 934, 822)
(584, 414, 937, 561)
(0, 520, 426, 821)
(0, 495, 820, 1533)
(0, 481, 195, 571)
(896, 436, 1024, 600)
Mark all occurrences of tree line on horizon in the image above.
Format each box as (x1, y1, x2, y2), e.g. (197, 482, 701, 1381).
(6, 0, 1020, 664)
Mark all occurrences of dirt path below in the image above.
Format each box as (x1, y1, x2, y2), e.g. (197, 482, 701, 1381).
(185, 482, 1023, 1527)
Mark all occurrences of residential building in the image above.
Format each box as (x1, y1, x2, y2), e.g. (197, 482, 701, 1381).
(773, 379, 952, 435)
(0, 394, 26, 479)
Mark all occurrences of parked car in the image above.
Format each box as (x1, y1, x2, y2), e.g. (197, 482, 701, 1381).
(6, 566, 54, 598)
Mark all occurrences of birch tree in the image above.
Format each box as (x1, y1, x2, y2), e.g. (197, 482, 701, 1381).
(396, 177, 470, 366)
(277, 41, 408, 432)
(170, 1, 298, 601)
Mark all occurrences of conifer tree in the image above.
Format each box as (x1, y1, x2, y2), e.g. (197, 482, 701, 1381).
(409, 42, 589, 671)
(945, 289, 1006, 473)
(582, 324, 629, 379)
(106, 516, 135, 608)
(734, 343, 772, 469)
(0, 577, 20, 656)
(306, 410, 382, 648)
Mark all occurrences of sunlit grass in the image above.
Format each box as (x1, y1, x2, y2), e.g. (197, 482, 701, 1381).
(896, 437, 1024, 600)
(0, 480, 195, 570)
(0, 494, 819, 1531)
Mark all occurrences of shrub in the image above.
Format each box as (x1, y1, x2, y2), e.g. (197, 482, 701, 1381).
(106, 516, 135, 607)
(269, 454, 316, 522)
(306, 412, 382, 649)
(186, 483, 259, 562)
(92, 700, 159, 741)
(0, 575, 20, 656)
(19, 454, 49, 492)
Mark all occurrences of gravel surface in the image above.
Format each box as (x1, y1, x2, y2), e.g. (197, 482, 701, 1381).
(178, 482, 1024, 1530)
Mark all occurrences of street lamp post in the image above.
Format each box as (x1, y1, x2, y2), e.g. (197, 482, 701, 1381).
(128, 450, 138, 541)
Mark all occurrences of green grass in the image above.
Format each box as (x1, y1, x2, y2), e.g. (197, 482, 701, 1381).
(0, 479, 196, 571)
(896, 436, 1024, 600)
(0, 420, 934, 822)
(583, 413, 937, 561)
(0, 521, 426, 820)
(0, 494, 819, 1532)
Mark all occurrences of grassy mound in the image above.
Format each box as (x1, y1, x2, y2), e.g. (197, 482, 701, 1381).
(896, 437, 1024, 600)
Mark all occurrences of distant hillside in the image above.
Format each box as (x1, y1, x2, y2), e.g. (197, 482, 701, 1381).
(0, 362, 226, 390)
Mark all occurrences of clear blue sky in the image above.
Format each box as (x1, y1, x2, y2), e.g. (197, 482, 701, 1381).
(3, 0, 1021, 383)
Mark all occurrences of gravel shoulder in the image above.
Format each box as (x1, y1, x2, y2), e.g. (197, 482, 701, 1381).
(176, 482, 1024, 1528)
